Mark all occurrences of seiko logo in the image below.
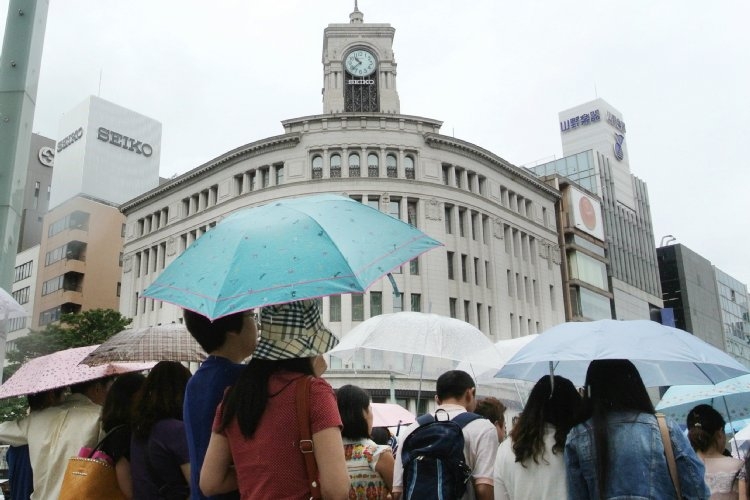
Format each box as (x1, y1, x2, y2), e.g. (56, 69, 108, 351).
(56, 127, 83, 152)
(97, 127, 153, 157)
(38, 146, 55, 167)
(347, 79, 375, 85)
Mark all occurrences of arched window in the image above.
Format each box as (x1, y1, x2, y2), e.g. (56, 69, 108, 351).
(349, 153, 360, 177)
(386, 154, 398, 178)
(330, 154, 341, 178)
(368, 153, 379, 178)
(312, 155, 323, 179)
(404, 155, 415, 179)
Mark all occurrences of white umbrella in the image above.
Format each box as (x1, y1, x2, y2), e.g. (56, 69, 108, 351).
(496, 319, 750, 387)
(328, 312, 497, 368)
(327, 312, 498, 403)
(656, 374, 750, 424)
(456, 335, 539, 383)
(0, 288, 27, 320)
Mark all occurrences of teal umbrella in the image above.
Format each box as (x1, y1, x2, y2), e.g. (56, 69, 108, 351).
(143, 194, 442, 320)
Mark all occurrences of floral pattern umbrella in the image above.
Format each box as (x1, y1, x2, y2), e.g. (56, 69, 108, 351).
(0, 345, 154, 399)
(656, 374, 750, 424)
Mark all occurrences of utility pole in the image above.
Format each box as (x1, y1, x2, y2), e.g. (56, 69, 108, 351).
(0, 0, 49, 292)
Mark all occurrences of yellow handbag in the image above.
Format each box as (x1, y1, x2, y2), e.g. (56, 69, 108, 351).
(58, 425, 127, 500)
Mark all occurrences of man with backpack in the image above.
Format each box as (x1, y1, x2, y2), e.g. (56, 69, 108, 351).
(392, 370, 498, 500)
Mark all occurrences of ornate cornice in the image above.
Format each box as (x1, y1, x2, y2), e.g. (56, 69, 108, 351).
(120, 133, 301, 212)
(423, 133, 560, 198)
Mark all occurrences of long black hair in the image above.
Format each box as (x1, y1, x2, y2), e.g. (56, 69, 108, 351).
(510, 375, 581, 466)
(337, 384, 371, 440)
(101, 372, 146, 432)
(217, 357, 314, 439)
(577, 359, 654, 500)
(132, 361, 191, 439)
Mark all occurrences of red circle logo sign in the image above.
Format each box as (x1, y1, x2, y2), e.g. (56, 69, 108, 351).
(579, 196, 597, 231)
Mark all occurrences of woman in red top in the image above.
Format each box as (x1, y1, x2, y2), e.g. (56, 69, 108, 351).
(200, 300, 350, 499)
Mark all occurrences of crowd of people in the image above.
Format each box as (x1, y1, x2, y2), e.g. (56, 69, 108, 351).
(0, 299, 749, 499)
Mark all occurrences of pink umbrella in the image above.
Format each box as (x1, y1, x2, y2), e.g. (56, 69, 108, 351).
(0, 345, 155, 399)
(372, 402, 416, 428)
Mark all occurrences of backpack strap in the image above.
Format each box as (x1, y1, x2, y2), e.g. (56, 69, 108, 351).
(451, 411, 482, 429)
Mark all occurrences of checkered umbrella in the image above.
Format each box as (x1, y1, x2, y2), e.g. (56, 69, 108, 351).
(80, 324, 207, 366)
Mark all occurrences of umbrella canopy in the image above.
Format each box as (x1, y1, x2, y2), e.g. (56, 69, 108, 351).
(143, 193, 442, 320)
(656, 374, 750, 424)
(0, 287, 26, 320)
(0, 346, 154, 399)
(371, 402, 416, 428)
(80, 324, 208, 366)
(327, 312, 497, 370)
(495, 319, 749, 387)
(456, 335, 539, 383)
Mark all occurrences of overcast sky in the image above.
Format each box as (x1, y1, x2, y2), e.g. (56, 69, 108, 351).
(2, 0, 749, 286)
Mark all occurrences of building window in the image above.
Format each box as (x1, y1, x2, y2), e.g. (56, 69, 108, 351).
(33, 181, 40, 209)
(349, 153, 360, 177)
(275, 165, 284, 185)
(409, 258, 419, 275)
(12, 286, 30, 305)
(370, 292, 382, 317)
(393, 294, 404, 313)
(352, 295, 364, 321)
(407, 201, 417, 227)
(507, 270, 513, 296)
(447, 252, 455, 280)
(386, 154, 398, 178)
(471, 212, 478, 240)
(485, 261, 491, 288)
(476, 303, 482, 330)
(329, 295, 341, 321)
(388, 200, 400, 220)
(461, 254, 468, 282)
(119, 252, 124, 267)
(330, 154, 342, 178)
(405, 155, 415, 179)
(444, 206, 453, 234)
(474, 258, 480, 285)
(410, 294, 421, 312)
(39, 306, 62, 326)
(312, 155, 323, 179)
(368, 153, 379, 177)
(464, 300, 470, 323)
(458, 208, 466, 237)
(14, 261, 33, 282)
(449, 298, 457, 318)
(116, 282, 121, 297)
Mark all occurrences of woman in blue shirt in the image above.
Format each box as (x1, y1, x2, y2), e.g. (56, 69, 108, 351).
(564, 359, 710, 500)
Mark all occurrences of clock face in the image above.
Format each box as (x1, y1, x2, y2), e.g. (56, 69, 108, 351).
(345, 49, 376, 77)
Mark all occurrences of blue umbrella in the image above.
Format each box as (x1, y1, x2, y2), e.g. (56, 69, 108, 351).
(495, 319, 750, 387)
(142, 194, 442, 320)
(656, 374, 750, 425)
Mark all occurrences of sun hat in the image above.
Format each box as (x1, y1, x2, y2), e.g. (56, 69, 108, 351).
(255, 299, 339, 360)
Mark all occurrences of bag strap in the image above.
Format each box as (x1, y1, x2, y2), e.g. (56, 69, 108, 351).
(88, 424, 127, 458)
(296, 375, 321, 500)
(656, 413, 682, 499)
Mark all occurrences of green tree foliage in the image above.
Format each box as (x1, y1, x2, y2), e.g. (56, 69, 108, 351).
(0, 309, 131, 421)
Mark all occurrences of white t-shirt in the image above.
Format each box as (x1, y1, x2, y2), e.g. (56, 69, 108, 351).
(493, 424, 568, 500)
(392, 404, 499, 500)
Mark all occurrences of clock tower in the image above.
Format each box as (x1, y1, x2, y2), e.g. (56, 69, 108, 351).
(322, 4, 400, 114)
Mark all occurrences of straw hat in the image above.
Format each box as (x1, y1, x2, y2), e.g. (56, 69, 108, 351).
(255, 299, 338, 360)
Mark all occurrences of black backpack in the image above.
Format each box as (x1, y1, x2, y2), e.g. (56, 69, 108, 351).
(400, 409, 482, 500)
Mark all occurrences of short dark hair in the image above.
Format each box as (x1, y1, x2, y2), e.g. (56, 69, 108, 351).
(336, 384, 371, 440)
(183, 308, 244, 353)
(474, 397, 506, 425)
(436, 370, 475, 401)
